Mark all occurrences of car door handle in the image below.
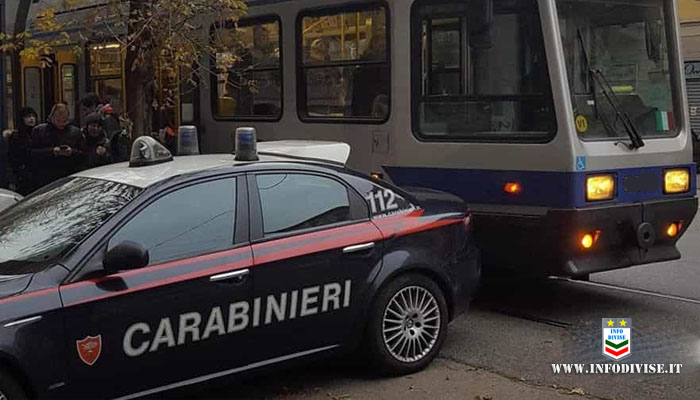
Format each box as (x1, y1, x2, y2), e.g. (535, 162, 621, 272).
(343, 242, 375, 254)
(210, 269, 249, 283)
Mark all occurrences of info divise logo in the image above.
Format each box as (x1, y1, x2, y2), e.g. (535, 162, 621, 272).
(602, 318, 631, 361)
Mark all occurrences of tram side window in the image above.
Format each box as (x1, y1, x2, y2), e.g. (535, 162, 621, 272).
(212, 18, 282, 120)
(299, 5, 390, 121)
(412, 0, 556, 142)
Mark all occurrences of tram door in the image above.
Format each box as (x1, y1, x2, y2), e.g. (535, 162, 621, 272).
(21, 55, 55, 121)
(21, 49, 79, 122)
(88, 43, 126, 120)
(57, 51, 79, 123)
(153, 63, 201, 149)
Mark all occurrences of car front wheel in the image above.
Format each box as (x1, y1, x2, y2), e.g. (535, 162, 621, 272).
(0, 369, 27, 400)
(365, 273, 449, 375)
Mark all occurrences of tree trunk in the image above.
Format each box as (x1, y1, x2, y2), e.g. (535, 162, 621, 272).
(125, 0, 154, 138)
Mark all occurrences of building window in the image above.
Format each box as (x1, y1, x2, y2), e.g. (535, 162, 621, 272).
(212, 17, 282, 120)
(61, 64, 78, 120)
(23, 67, 43, 118)
(298, 3, 390, 122)
(412, 0, 556, 142)
(89, 43, 124, 115)
(4, 57, 14, 130)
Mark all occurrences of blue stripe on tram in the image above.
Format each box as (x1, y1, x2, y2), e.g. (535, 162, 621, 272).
(384, 164, 697, 209)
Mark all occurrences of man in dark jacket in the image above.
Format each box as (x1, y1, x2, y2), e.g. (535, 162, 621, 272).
(0, 130, 8, 189)
(30, 103, 86, 190)
(83, 113, 112, 169)
(81, 93, 129, 162)
(7, 107, 38, 195)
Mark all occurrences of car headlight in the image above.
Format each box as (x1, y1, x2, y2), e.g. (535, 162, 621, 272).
(664, 169, 690, 194)
(586, 175, 615, 202)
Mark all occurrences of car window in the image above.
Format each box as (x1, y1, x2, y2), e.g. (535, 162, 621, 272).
(109, 178, 237, 266)
(257, 174, 352, 235)
(343, 175, 418, 219)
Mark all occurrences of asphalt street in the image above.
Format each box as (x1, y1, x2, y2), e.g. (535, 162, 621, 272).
(176, 196, 700, 400)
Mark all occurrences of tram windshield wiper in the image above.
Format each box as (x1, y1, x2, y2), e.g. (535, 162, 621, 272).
(577, 29, 645, 150)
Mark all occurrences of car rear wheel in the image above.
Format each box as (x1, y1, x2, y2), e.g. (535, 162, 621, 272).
(364, 273, 448, 375)
(0, 369, 27, 400)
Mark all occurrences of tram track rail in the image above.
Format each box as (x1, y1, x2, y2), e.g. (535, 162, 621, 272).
(473, 273, 700, 329)
(549, 276, 700, 306)
(483, 308, 574, 329)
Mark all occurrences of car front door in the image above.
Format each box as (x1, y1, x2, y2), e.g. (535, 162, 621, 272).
(59, 176, 254, 399)
(246, 172, 383, 364)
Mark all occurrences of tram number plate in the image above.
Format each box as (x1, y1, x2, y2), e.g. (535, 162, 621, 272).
(622, 173, 658, 193)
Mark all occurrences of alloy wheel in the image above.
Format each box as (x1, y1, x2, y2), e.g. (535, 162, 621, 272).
(382, 285, 441, 363)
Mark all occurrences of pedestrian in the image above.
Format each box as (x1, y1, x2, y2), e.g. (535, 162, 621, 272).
(0, 130, 9, 190)
(81, 93, 129, 162)
(80, 92, 102, 116)
(83, 113, 113, 169)
(7, 107, 38, 195)
(30, 103, 86, 190)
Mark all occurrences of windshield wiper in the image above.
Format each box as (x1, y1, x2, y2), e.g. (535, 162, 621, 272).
(577, 29, 645, 150)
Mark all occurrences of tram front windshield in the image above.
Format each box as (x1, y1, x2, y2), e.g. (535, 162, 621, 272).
(556, 0, 677, 140)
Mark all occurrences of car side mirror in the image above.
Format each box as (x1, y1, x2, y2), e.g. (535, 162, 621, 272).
(103, 241, 149, 273)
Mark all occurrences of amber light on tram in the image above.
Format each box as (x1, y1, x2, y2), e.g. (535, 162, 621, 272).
(580, 231, 601, 250)
(504, 182, 522, 194)
(666, 222, 682, 238)
(663, 169, 690, 194)
(370, 172, 384, 180)
(586, 175, 615, 201)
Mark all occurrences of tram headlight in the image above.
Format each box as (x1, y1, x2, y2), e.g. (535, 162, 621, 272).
(586, 175, 615, 202)
(664, 169, 690, 194)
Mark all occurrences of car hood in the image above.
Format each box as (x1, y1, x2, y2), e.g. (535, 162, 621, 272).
(402, 187, 467, 216)
(0, 274, 33, 300)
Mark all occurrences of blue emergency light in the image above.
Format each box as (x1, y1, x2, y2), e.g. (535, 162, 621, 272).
(234, 127, 259, 161)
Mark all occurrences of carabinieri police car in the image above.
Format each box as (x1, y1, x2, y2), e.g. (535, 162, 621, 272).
(0, 129, 480, 399)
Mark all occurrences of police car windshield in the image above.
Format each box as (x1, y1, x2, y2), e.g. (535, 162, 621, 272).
(0, 178, 142, 275)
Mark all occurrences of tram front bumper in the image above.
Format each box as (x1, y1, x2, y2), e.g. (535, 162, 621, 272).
(474, 197, 698, 277)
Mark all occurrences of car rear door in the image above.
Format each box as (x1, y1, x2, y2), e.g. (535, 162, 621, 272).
(246, 171, 383, 363)
(59, 176, 254, 399)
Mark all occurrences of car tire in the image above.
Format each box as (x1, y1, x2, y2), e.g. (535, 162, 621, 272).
(364, 273, 448, 376)
(0, 369, 27, 400)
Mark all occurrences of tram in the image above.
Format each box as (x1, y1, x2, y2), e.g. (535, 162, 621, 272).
(10, 0, 697, 277)
(197, 0, 697, 277)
